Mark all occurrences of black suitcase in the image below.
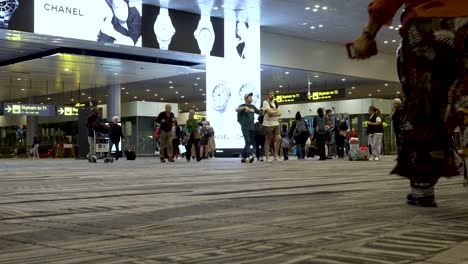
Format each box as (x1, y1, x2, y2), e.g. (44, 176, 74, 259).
(125, 150, 136, 160)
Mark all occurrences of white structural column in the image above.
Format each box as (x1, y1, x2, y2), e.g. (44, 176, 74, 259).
(107, 84, 121, 121)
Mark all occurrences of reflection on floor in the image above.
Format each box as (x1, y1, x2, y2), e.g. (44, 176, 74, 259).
(0, 157, 467, 264)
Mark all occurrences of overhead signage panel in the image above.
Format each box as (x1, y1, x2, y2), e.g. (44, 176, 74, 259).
(57, 106, 79, 116)
(275, 93, 301, 104)
(308, 89, 346, 101)
(3, 103, 56, 116)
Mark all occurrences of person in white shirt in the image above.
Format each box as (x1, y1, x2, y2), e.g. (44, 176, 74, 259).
(367, 106, 384, 161)
(262, 90, 282, 162)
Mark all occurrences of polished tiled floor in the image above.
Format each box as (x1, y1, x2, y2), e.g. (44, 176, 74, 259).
(0, 157, 468, 264)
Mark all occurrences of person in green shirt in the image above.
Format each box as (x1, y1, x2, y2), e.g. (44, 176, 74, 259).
(236, 93, 260, 163)
(185, 110, 202, 162)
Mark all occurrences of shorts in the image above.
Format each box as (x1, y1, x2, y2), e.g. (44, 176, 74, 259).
(264, 125, 280, 139)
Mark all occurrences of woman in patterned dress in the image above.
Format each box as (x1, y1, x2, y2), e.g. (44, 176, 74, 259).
(352, 0, 468, 207)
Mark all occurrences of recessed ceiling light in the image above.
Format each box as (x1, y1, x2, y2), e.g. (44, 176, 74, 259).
(313, 8, 318, 12)
(126, 92, 129, 94)
(199, 89, 203, 91)
(192, 106, 196, 108)
(341, 78, 346, 81)
(392, 40, 397, 43)
(348, 92, 352, 94)
(221, 4, 224, 8)
(185, 102, 188, 105)
(40, 102, 44, 105)
(169, 86, 174, 89)
(17, 78, 21, 81)
(285, 71, 289, 75)
(121, 87, 125, 90)
(194, 83, 198, 86)
(21, 88, 25, 91)
(279, 85, 283, 88)
(17, 101, 20, 104)
(384, 83, 389, 86)
(176, 91, 179, 94)
(98, 100, 102, 103)
(322, 6, 328, 10)
(213, 6, 219, 10)
(114, 73, 119, 75)
(154, 94, 158, 96)
(81, 93, 85, 95)
(395, 28, 399, 31)
(197, 77, 201, 80)
(351, 86, 356, 89)
(203, 101, 206, 103)
(305, 6, 311, 10)
(397, 91, 401, 94)
(310, 26, 316, 29)
(369, 94, 372, 96)
(160, 98, 164, 100)
(314, 75, 319, 78)
(260, 68, 264, 71)
(398, 24, 402, 28)
(88, 97, 91, 99)
(315, 5, 320, 8)
(142, 100, 146, 102)
(134, 96, 137, 99)
(202, 93, 206, 96)
(276, 90, 280, 93)
(318, 25, 324, 28)
(169, 81, 173, 84)
(47, 97, 51, 100)
(146, 89, 150, 92)
(389, 26, 394, 29)
(181, 95, 185, 98)
(196, 108, 199, 111)
(377, 89, 381, 92)
(301, 22, 308, 26)
(384, 41, 389, 44)
(71, 99, 74, 101)
(64, 68, 69, 71)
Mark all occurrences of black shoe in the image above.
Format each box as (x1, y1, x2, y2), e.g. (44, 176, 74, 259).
(406, 193, 437, 207)
(160, 159, 166, 163)
(249, 157, 255, 163)
(168, 158, 175, 162)
(196, 158, 202, 162)
(241, 158, 247, 163)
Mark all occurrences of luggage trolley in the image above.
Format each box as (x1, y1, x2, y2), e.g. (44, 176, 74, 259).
(89, 129, 114, 163)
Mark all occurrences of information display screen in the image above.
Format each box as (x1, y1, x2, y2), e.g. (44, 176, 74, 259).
(56, 106, 79, 116)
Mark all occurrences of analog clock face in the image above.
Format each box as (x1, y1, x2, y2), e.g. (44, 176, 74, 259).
(155, 13, 175, 42)
(0, 0, 17, 14)
(239, 83, 258, 105)
(212, 83, 230, 110)
(198, 28, 213, 46)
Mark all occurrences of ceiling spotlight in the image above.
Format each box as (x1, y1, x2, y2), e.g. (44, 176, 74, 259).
(199, 89, 203, 91)
(276, 90, 280, 93)
(88, 97, 91, 99)
(121, 87, 125, 90)
(310, 26, 315, 29)
(71, 99, 74, 101)
(318, 25, 323, 28)
(47, 97, 51, 100)
(17, 101, 20, 104)
(341, 78, 346, 81)
(81, 92, 85, 95)
(40, 102, 44, 105)
(202, 93, 206, 96)
(314, 75, 319, 78)
(169, 86, 174, 89)
(384, 41, 389, 44)
(392, 40, 397, 43)
(126, 92, 129, 94)
(260, 68, 264, 71)
(134, 96, 137, 99)
(395, 28, 399, 31)
(194, 83, 198, 86)
(377, 89, 381, 92)
(146, 89, 150, 92)
(315, 5, 320, 8)
(161, 98, 164, 100)
(192, 106, 196, 108)
(64, 68, 69, 71)
(114, 73, 119, 75)
(384, 83, 389, 86)
(285, 71, 289, 75)
(17, 78, 21, 81)
(279, 85, 283, 88)
(313, 8, 318, 12)
(369, 94, 372, 97)
(397, 91, 401, 94)
(154, 94, 158, 96)
(389, 26, 394, 29)
(305, 6, 311, 10)
(348, 92, 352, 95)
(176, 91, 179, 94)
(98, 100, 102, 103)
(322, 6, 328, 10)
(213, 6, 219, 10)
(301, 22, 308, 26)
(169, 81, 173, 84)
(351, 86, 356, 89)
(21, 88, 25, 91)
(181, 95, 185, 98)
(185, 102, 188, 105)
(197, 77, 201, 80)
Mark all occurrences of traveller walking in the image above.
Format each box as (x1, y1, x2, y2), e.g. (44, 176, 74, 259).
(31, 136, 40, 159)
(313, 108, 328, 161)
(289, 111, 309, 159)
(236, 92, 260, 163)
(171, 120, 183, 160)
(391, 98, 403, 149)
(254, 116, 266, 162)
(281, 124, 290, 160)
(262, 90, 282, 162)
(350, 0, 468, 206)
(156, 104, 175, 162)
(367, 106, 383, 161)
(185, 110, 202, 162)
(109, 116, 124, 160)
(325, 109, 336, 159)
(86, 107, 100, 161)
(336, 114, 349, 159)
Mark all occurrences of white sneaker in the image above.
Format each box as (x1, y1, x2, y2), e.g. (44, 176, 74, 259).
(273, 157, 282, 162)
(374, 157, 381, 161)
(266, 157, 274, 163)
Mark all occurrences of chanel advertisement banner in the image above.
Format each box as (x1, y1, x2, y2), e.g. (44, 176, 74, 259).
(0, 0, 34, 32)
(34, 0, 143, 46)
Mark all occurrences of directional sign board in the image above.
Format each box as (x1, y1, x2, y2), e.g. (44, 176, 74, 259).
(2, 103, 56, 116)
(57, 106, 79, 116)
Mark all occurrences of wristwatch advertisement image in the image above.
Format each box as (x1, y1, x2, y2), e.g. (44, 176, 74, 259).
(194, 15, 215, 56)
(211, 82, 231, 113)
(154, 7, 175, 50)
(0, 0, 19, 29)
(238, 82, 259, 106)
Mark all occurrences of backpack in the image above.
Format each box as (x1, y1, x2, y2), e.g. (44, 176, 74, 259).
(255, 122, 265, 136)
(315, 116, 327, 134)
(294, 120, 307, 136)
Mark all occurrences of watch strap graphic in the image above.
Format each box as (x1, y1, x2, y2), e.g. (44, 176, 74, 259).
(0, 17, 9, 28)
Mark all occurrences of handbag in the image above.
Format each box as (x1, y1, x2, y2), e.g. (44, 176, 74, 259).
(178, 144, 186, 154)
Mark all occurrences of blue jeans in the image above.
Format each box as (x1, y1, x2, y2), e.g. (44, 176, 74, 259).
(296, 143, 306, 159)
(242, 129, 255, 159)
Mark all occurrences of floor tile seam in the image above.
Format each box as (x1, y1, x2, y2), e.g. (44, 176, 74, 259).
(0, 237, 176, 263)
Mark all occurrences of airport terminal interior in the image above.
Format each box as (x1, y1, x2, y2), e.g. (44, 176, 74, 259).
(0, 0, 467, 263)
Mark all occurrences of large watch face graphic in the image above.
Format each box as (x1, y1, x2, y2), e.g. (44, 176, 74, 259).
(238, 83, 259, 105)
(198, 28, 213, 46)
(212, 83, 231, 111)
(0, 0, 18, 17)
(154, 8, 175, 44)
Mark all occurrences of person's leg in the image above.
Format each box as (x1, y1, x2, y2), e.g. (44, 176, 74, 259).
(273, 127, 281, 160)
(249, 130, 255, 161)
(88, 136, 94, 159)
(368, 134, 375, 159)
(186, 135, 194, 161)
(194, 138, 201, 160)
(166, 133, 173, 161)
(318, 135, 326, 160)
(264, 127, 272, 161)
(301, 141, 306, 159)
(374, 133, 383, 160)
(34, 144, 39, 158)
(115, 141, 120, 160)
(241, 128, 250, 160)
